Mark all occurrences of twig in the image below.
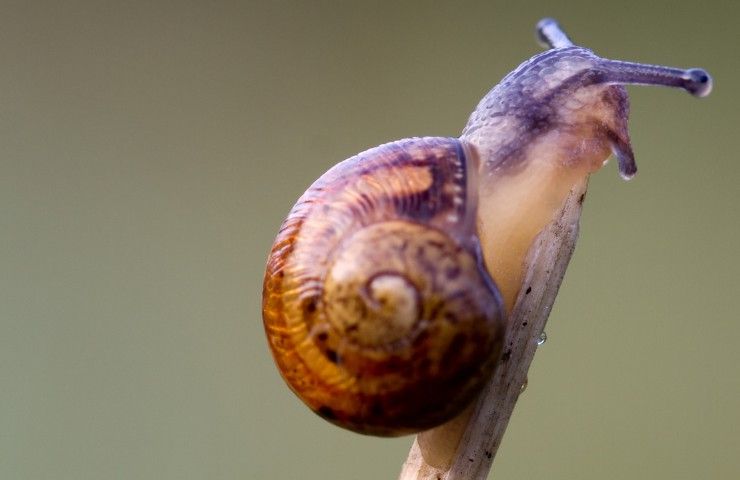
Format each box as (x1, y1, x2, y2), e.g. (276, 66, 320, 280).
(399, 181, 588, 480)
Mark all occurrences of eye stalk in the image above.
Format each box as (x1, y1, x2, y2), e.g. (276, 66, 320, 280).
(537, 18, 713, 98)
(592, 60, 713, 98)
(536, 18, 574, 49)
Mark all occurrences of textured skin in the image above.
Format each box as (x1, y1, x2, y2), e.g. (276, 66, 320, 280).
(262, 137, 505, 436)
(462, 46, 634, 178)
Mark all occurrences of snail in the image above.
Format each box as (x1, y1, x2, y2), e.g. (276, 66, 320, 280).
(262, 19, 712, 436)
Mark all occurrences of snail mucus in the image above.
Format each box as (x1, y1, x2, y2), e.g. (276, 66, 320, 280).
(262, 19, 712, 436)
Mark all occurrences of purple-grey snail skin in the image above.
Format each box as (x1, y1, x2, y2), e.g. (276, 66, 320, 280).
(261, 18, 712, 436)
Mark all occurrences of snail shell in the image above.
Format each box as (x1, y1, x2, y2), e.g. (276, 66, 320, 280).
(262, 137, 505, 436)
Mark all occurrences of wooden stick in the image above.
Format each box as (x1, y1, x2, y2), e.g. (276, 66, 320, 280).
(399, 181, 588, 480)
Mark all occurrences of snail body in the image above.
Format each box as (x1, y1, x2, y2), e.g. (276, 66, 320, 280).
(262, 19, 712, 436)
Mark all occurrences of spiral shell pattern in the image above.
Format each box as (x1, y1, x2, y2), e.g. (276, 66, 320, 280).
(262, 137, 505, 435)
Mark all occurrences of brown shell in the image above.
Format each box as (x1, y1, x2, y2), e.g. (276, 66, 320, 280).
(262, 137, 505, 436)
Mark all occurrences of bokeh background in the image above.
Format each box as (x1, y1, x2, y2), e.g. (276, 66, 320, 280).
(2, 1, 738, 478)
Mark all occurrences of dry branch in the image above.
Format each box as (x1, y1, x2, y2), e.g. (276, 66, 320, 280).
(399, 181, 588, 480)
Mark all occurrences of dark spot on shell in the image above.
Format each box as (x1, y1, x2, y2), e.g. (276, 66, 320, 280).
(522, 321, 528, 327)
(443, 311, 458, 324)
(578, 193, 586, 204)
(385, 356, 403, 371)
(325, 349, 338, 363)
(316, 332, 328, 342)
(302, 297, 318, 314)
(485, 450, 492, 459)
(360, 193, 373, 206)
(427, 302, 444, 321)
(346, 323, 358, 332)
(427, 239, 446, 250)
(525, 286, 532, 294)
(317, 406, 336, 419)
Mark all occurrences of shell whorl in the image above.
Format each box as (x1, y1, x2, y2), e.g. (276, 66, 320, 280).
(262, 137, 505, 435)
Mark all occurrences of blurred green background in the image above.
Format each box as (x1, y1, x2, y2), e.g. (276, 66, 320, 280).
(1, 1, 738, 478)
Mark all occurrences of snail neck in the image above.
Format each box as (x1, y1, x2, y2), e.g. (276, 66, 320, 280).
(466, 131, 607, 313)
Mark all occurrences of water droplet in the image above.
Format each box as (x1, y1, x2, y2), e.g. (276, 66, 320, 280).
(537, 331, 547, 345)
(520, 377, 528, 394)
